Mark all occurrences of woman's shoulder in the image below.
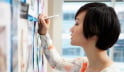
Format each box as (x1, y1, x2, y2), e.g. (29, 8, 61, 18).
(101, 63, 121, 72)
(71, 57, 88, 65)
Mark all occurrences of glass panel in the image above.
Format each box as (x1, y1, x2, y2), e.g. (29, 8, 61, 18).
(62, 2, 88, 58)
(112, 2, 124, 71)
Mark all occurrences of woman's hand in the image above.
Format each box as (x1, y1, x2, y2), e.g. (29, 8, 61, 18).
(38, 14, 50, 35)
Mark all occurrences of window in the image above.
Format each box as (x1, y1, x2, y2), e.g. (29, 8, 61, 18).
(62, 1, 124, 71)
(62, 2, 87, 58)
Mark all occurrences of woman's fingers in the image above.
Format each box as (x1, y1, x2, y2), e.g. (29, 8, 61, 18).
(39, 14, 49, 27)
(38, 14, 50, 35)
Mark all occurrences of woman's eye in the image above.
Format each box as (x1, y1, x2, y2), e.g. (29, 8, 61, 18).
(75, 20, 79, 25)
(75, 23, 78, 25)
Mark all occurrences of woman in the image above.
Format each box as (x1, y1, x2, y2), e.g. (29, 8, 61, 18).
(38, 2, 121, 72)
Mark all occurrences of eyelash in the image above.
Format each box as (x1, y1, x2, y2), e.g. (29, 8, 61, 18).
(75, 23, 78, 25)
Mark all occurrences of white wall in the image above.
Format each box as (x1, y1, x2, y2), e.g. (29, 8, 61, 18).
(47, 0, 63, 72)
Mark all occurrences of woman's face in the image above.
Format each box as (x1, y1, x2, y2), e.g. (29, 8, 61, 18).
(70, 11, 88, 46)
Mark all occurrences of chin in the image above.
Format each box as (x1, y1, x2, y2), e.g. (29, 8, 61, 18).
(71, 41, 81, 46)
(71, 40, 78, 46)
(71, 42, 76, 46)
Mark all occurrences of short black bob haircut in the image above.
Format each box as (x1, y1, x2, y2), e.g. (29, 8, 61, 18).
(75, 2, 121, 50)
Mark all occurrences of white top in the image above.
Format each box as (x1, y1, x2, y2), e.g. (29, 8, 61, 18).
(40, 33, 121, 72)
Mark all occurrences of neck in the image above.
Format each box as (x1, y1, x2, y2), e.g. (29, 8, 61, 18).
(81, 44, 114, 71)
